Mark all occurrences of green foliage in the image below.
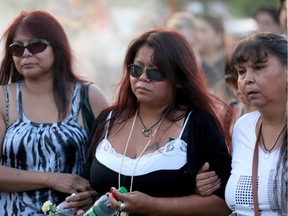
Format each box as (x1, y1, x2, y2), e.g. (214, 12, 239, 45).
(227, 0, 280, 18)
(168, 0, 281, 19)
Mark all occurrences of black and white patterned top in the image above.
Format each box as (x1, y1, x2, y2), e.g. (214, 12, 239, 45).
(0, 81, 89, 216)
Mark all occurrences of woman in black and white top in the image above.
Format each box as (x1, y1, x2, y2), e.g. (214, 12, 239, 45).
(0, 10, 108, 215)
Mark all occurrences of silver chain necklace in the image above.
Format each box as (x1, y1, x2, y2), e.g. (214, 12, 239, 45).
(137, 112, 163, 137)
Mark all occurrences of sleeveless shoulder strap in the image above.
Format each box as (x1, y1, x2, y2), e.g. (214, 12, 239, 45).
(178, 110, 193, 138)
(16, 81, 23, 119)
(104, 111, 113, 138)
(3, 85, 9, 127)
(71, 82, 81, 120)
(80, 82, 95, 135)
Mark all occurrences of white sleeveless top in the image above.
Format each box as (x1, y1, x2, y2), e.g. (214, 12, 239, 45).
(95, 111, 191, 176)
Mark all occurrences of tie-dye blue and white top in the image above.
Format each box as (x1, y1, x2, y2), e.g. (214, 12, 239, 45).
(0, 81, 89, 216)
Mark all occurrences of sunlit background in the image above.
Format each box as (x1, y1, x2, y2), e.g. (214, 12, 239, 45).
(0, 0, 279, 102)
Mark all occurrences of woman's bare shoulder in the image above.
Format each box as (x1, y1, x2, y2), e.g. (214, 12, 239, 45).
(87, 83, 109, 117)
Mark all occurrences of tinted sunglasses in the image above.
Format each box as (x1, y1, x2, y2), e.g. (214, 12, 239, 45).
(128, 64, 166, 82)
(9, 39, 50, 57)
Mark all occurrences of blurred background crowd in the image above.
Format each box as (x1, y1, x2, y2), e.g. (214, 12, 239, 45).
(0, 0, 285, 104)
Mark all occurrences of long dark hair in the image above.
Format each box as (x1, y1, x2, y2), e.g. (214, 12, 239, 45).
(231, 32, 287, 212)
(89, 29, 233, 153)
(0, 10, 84, 119)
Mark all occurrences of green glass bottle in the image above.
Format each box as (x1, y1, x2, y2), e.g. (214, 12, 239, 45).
(84, 187, 128, 216)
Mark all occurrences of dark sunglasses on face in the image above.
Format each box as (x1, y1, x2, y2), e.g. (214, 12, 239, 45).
(9, 39, 50, 57)
(128, 64, 166, 82)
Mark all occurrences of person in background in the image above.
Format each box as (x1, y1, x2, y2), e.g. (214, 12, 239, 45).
(195, 14, 235, 104)
(74, 29, 233, 216)
(254, 5, 283, 34)
(166, 12, 199, 59)
(279, 0, 287, 36)
(224, 58, 255, 120)
(166, 11, 211, 84)
(0, 10, 108, 215)
(196, 32, 287, 215)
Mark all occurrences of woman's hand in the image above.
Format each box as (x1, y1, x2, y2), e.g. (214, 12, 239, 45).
(64, 191, 97, 212)
(195, 162, 221, 196)
(46, 172, 92, 194)
(108, 187, 154, 215)
(75, 209, 85, 216)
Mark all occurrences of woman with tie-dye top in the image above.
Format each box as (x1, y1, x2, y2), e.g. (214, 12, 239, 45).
(0, 10, 108, 215)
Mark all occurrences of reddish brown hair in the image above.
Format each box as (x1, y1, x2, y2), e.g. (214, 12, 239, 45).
(90, 29, 233, 153)
(0, 10, 84, 119)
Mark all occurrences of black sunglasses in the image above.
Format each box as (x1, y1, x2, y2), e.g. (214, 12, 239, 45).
(9, 39, 50, 57)
(128, 64, 166, 82)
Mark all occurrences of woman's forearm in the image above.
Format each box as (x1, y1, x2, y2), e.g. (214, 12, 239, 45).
(149, 194, 231, 216)
(0, 165, 49, 192)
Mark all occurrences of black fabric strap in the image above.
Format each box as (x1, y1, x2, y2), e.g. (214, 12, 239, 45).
(80, 82, 95, 135)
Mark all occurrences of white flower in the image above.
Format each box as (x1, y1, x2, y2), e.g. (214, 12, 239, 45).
(42, 201, 54, 214)
(42, 200, 69, 216)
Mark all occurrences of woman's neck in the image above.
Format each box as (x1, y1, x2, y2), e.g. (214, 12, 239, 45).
(22, 79, 54, 95)
(138, 103, 169, 119)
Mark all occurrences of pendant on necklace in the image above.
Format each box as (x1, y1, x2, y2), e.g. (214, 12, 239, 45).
(142, 128, 152, 137)
(265, 152, 270, 159)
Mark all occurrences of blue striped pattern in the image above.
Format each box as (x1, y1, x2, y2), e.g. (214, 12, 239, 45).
(0, 81, 88, 215)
